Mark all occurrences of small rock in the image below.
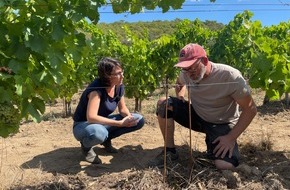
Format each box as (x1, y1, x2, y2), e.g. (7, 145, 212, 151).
(222, 170, 240, 189)
(237, 163, 252, 175)
(251, 166, 261, 176)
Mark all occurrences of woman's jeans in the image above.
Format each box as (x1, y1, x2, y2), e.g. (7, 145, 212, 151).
(73, 113, 144, 148)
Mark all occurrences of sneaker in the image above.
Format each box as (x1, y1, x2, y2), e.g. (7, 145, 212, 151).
(81, 143, 102, 164)
(101, 139, 118, 153)
(148, 150, 179, 168)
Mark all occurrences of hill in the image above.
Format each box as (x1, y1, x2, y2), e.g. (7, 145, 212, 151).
(97, 19, 224, 41)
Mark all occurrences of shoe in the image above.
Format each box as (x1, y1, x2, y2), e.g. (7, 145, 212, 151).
(101, 139, 118, 153)
(81, 143, 102, 164)
(148, 150, 179, 168)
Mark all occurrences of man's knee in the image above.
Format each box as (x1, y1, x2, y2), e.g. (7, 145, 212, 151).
(156, 97, 173, 118)
(215, 159, 235, 170)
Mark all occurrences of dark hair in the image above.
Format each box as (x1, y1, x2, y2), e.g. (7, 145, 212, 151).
(97, 57, 122, 86)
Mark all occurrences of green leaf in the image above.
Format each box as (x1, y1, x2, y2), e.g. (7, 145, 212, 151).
(67, 47, 82, 63)
(38, 88, 56, 101)
(266, 89, 280, 101)
(15, 44, 30, 61)
(25, 34, 47, 53)
(0, 87, 12, 102)
(31, 97, 45, 114)
(13, 75, 25, 93)
(47, 50, 66, 69)
(0, 72, 13, 80)
(0, 1, 5, 7)
(0, 124, 18, 138)
(51, 23, 66, 41)
(0, 50, 10, 59)
(21, 98, 42, 123)
(15, 84, 22, 96)
(8, 59, 27, 74)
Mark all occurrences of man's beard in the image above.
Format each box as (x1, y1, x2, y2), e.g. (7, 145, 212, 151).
(191, 64, 206, 84)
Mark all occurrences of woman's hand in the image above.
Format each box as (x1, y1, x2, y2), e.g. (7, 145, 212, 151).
(121, 115, 139, 127)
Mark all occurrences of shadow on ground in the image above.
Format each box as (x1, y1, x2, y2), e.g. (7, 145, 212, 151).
(22, 145, 290, 189)
(21, 145, 163, 177)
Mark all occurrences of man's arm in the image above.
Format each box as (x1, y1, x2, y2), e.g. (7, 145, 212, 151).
(228, 95, 257, 140)
(213, 95, 257, 158)
(175, 77, 186, 100)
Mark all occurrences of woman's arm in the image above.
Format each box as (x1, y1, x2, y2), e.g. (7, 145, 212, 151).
(118, 96, 131, 117)
(86, 91, 122, 126)
(87, 91, 137, 127)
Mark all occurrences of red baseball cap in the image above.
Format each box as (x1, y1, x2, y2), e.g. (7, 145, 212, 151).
(175, 43, 207, 68)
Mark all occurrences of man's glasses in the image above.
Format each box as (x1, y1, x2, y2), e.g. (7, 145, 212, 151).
(181, 59, 201, 73)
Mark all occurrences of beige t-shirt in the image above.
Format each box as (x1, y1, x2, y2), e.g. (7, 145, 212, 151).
(179, 62, 250, 124)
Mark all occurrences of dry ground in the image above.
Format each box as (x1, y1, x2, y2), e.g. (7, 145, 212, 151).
(0, 89, 290, 190)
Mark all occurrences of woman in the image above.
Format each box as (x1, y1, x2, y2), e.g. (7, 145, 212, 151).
(73, 57, 145, 164)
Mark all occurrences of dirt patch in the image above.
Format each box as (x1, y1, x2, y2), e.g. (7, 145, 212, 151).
(1, 90, 289, 189)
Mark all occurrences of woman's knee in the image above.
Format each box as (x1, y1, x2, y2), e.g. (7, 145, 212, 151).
(137, 117, 145, 129)
(90, 126, 109, 144)
(132, 113, 145, 128)
(132, 113, 145, 129)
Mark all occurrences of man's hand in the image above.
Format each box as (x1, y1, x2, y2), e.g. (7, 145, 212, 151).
(177, 96, 186, 102)
(212, 135, 236, 158)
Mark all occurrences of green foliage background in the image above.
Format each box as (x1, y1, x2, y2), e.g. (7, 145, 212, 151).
(0, 0, 289, 138)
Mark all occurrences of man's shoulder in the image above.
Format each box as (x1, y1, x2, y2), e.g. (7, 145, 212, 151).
(212, 62, 241, 74)
(210, 62, 245, 83)
(212, 62, 234, 69)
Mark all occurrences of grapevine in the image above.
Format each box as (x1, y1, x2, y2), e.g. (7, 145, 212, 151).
(0, 0, 289, 139)
(0, 102, 21, 138)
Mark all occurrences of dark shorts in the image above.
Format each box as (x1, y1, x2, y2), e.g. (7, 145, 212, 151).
(164, 96, 240, 167)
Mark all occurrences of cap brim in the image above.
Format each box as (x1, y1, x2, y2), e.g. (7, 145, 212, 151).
(174, 59, 198, 68)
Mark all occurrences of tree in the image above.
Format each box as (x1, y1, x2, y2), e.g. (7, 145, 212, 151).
(0, 0, 236, 138)
(210, 11, 255, 76)
(249, 21, 290, 105)
(0, 0, 187, 137)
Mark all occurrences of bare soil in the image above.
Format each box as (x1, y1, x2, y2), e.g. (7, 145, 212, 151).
(0, 89, 289, 190)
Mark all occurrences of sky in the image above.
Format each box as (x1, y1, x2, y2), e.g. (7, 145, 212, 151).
(98, 0, 290, 26)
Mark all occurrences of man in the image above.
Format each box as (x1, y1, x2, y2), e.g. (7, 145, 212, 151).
(149, 43, 257, 170)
